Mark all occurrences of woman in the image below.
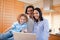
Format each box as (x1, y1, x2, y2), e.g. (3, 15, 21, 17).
(33, 8, 49, 40)
(0, 14, 28, 40)
(25, 5, 34, 33)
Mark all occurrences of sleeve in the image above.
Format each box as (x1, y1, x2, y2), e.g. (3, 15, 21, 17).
(10, 23, 16, 32)
(6, 23, 16, 32)
(11, 23, 16, 29)
(43, 20, 49, 39)
(21, 24, 28, 33)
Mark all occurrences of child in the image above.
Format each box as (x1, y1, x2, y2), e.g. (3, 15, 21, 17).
(0, 14, 28, 40)
(11, 14, 28, 33)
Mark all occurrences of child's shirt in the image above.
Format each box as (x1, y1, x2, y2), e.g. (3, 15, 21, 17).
(10, 21, 27, 33)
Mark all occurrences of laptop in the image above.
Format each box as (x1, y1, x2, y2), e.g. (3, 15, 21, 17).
(13, 32, 36, 40)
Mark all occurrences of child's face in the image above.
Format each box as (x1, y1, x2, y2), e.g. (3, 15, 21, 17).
(20, 16, 27, 24)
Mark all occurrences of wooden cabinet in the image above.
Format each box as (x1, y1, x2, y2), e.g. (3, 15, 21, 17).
(49, 34, 60, 40)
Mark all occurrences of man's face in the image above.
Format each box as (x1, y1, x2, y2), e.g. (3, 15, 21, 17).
(27, 8, 33, 17)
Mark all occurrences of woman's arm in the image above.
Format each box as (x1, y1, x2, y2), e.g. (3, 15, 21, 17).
(43, 19, 49, 39)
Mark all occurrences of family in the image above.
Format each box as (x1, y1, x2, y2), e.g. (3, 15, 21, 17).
(0, 5, 49, 40)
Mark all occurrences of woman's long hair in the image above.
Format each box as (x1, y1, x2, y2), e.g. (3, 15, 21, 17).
(33, 8, 43, 22)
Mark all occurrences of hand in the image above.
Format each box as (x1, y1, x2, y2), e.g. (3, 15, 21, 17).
(21, 29, 27, 33)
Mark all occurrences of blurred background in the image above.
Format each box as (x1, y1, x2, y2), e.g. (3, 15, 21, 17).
(0, 0, 60, 40)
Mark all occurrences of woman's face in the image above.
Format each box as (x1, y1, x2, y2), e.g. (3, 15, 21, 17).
(20, 16, 27, 24)
(27, 8, 33, 17)
(34, 10, 40, 20)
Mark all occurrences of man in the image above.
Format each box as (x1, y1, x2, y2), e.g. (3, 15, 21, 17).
(25, 5, 34, 33)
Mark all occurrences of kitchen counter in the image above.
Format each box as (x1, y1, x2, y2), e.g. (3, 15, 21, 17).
(49, 34, 60, 40)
